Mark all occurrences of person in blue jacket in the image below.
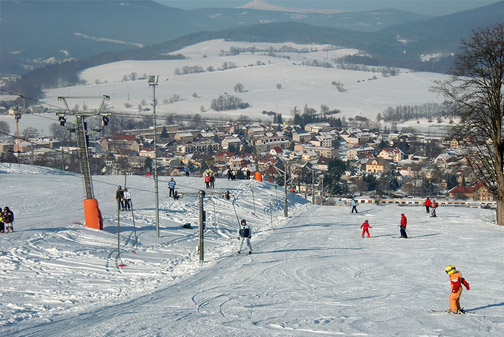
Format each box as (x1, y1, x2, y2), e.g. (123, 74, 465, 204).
(237, 219, 252, 255)
(168, 178, 176, 197)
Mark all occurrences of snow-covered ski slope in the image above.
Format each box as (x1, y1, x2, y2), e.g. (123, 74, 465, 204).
(1, 163, 504, 336)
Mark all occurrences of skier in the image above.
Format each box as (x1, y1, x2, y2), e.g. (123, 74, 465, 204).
(445, 265, 470, 314)
(2, 207, 14, 233)
(0, 208, 4, 233)
(123, 188, 132, 211)
(351, 198, 358, 213)
(360, 220, 372, 238)
(424, 198, 432, 213)
(400, 213, 408, 238)
(168, 178, 176, 197)
(431, 200, 438, 217)
(184, 166, 190, 177)
(209, 173, 215, 189)
(116, 186, 125, 211)
(237, 219, 252, 255)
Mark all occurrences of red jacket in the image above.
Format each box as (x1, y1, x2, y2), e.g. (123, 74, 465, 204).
(450, 271, 470, 292)
(400, 214, 407, 228)
(360, 221, 372, 230)
(425, 199, 432, 207)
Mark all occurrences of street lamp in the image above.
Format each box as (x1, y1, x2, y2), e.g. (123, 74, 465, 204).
(148, 75, 160, 237)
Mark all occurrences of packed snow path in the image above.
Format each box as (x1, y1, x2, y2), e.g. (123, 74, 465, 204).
(3, 199, 504, 336)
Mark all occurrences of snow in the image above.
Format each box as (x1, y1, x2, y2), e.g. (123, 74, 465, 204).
(0, 40, 450, 138)
(1, 162, 504, 336)
(31, 40, 447, 129)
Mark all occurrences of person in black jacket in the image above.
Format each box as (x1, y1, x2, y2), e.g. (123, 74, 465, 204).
(237, 219, 252, 255)
(116, 186, 125, 211)
(3, 207, 14, 233)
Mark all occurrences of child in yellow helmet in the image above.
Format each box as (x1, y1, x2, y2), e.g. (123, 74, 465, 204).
(445, 266, 470, 313)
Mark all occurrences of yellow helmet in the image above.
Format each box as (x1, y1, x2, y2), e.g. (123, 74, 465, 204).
(445, 266, 456, 274)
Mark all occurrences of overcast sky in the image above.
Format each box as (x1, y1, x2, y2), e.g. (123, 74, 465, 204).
(156, 0, 500, 16)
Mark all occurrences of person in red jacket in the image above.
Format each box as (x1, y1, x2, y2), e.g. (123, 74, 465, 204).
(424, 198, 432, 213)
(400, 213, 408, 238)
(445, 265, 470, 314)
(431, 200, 438, 217)
(360, 220, 372, 238)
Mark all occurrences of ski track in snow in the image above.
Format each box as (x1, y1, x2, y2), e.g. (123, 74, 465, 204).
(1, 164, 504, 336)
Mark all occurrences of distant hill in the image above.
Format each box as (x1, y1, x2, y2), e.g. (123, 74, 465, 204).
(0, 0, 428, 74)
(3, 0, 504, 102)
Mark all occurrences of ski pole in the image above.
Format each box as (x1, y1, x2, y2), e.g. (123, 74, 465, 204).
(232, 197, 241, 227)
(130, 200, 138, 249)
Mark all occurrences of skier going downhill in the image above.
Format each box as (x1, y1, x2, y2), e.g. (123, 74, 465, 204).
(360, 220, 372, 238)
(445, 265, 470, 314)
(237, 219, 252, 255)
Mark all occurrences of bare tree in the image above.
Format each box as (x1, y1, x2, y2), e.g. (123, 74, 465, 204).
(23, 127, 39, 139)
(234, 83, 245, 93)
(434, 23, 504, 225)
(0, 121, 10, 137)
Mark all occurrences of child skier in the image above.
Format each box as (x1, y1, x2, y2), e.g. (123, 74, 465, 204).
(360, 220, 372, 238)
(400, 213, 408, 238)
(445, 265, 470, 314)
(431, 200, 438, 217)
(237, 219, 252, 255)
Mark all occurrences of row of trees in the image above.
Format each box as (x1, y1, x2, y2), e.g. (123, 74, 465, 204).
(378, 103, 458, 122)
(210, 94, 250, 111)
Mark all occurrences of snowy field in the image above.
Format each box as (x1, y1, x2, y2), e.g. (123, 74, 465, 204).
(0, 40, 451, 138)
(1, 163, 504, 336)
(30, 40, 448, 126)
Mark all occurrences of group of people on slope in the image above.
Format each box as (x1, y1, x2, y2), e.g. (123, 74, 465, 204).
(0, 206, 14, 233)
(424, 197, 438, 217)
(360, 212, 469, 314)
(359, 213, 408, 239)
(203, 169, 216, 189)
(115, 186, 132, 211)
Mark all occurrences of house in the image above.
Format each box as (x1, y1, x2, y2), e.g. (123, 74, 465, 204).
(365, 157, 389, 174)
(346, 146, 374, 160)
(378, 148, 404, 162)
(270, 147, 283, 156)
(174, 132, 194, 143)
(304, 122, 331, 133)
(292, 132, 313, 143)
(100, 135, 140, 154)
(309, 135, 334, 148)
(474, 182, 494, 201)
(221, 137, 242, 150)
(314, 156, 330, 172)
(448, 186, 475, 200)
(294, 144, 338, 158)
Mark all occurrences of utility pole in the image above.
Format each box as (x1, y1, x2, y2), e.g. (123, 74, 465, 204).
(13, 95, 25, 164)
(284, 162, 288, 217)
(312, 169, 315, 204)
(57, 95, 110, 230)
(198, 190, 205, 263)
(148, 75, 160, 237)
(58, 95, 109, 199)
(321, 175, 324, 205)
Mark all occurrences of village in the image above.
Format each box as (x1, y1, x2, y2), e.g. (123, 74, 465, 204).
(0, 109, 492, 206)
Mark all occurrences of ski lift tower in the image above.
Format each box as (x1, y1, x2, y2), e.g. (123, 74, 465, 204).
(57, 95, 110, 230)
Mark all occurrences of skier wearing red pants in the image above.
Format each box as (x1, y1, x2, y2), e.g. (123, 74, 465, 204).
(360, 220, 372, 238)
